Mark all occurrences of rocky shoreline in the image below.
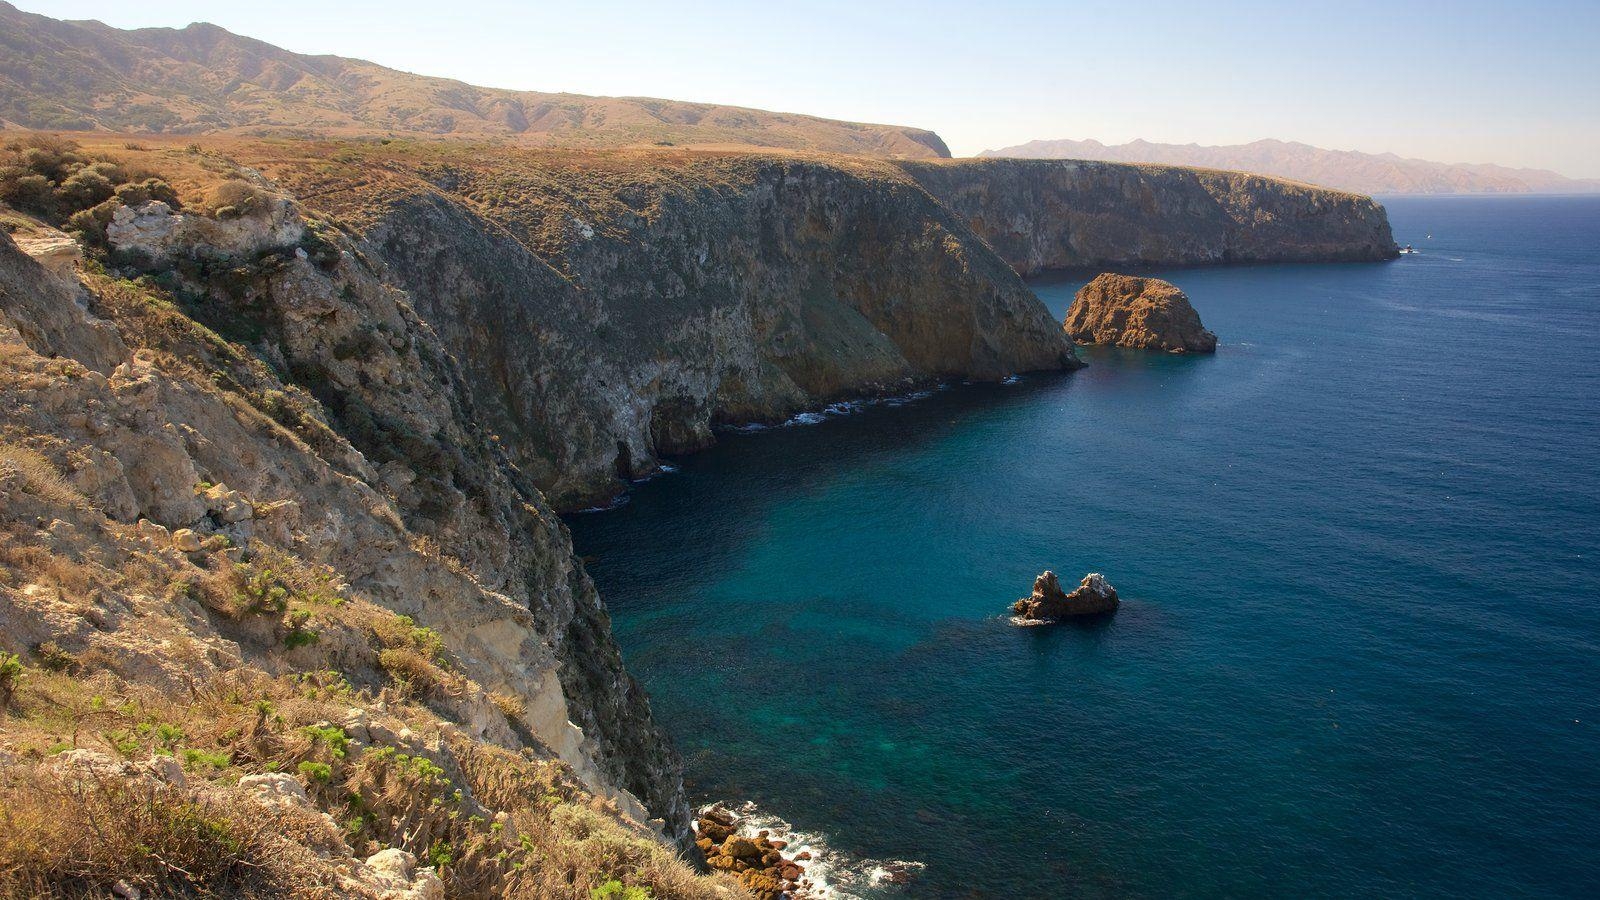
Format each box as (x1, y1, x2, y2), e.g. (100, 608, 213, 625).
(694, 802, 921, 899)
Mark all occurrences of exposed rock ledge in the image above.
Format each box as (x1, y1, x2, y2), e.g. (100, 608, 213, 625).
(1064, 273, 1217, 353)
(1013, 571, 1120, 621)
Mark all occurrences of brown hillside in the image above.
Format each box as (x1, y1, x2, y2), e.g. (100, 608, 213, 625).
(0, 1, 950, 158)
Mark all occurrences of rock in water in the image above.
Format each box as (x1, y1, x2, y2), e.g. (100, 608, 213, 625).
(1013, 571, 1119, 620)
(1063, 273, 1218, 353)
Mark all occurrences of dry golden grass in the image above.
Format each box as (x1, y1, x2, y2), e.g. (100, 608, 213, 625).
(0, 767, 321, 899)
(0, 441, 85, 509)
(0, 669, 748, 900)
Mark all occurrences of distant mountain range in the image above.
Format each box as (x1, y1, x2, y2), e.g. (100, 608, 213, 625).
(0, 1, 950, 158)
(980, 138, 1600, 195)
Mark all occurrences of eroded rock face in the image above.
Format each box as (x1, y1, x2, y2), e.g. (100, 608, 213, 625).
(359, 156, 1083, 509)
(899, 158, 1399, 276)
(1064, 273, 1217, 353)
(1012, 571, 1119, 620)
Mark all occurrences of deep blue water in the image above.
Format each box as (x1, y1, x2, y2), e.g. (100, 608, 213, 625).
(568, 196, 1600, 898)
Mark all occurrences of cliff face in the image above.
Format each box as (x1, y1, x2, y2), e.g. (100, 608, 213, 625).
(0, 198, 690, 851)
(330, 152, 1081, 508)
(899, 158, 1399, 276)
(0, 229, 750, 900)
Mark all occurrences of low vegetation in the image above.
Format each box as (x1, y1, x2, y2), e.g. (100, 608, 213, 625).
(0, 135, 181, 244)
(0, 666, 745, 899)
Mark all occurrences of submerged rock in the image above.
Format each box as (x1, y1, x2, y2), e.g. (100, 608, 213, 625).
(1012, 571, 1119, 620)
(1063, 273, 1218, 353)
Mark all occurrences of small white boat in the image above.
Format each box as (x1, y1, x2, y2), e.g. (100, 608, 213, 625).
(1398, 244, 1420, 254)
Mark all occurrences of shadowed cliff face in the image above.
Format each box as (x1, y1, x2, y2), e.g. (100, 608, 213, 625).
(899, 158, 1399, 276)
(357, 155, 1081, 509)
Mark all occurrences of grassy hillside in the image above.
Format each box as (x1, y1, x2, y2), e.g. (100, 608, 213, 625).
(0, 2, 949, 159)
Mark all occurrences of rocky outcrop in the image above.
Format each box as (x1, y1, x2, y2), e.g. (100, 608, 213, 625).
(898, 158, 1399, 276)
(1012, 571, 1119, 620)
(1064, 273, 1217, 353)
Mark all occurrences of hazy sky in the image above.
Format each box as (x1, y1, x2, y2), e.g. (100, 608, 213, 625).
(26, 0, 1600, 176)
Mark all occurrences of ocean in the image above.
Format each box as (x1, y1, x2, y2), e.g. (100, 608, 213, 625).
(566, 195, 1600, 898)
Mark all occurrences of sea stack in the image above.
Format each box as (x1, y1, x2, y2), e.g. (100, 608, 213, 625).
(1063, 273, 1218, 353)
(1012, 571, 1120, 620)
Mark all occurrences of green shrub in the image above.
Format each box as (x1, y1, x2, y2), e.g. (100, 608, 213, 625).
(591, 879, 652, 900)
(296, 760, 332, 783)
(0, 653, 22, 706)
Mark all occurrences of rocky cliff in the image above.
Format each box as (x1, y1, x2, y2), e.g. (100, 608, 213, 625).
(0, 184, 708, 881)
(330, 149, 1080, 508)
(899, 158, 1399, 276)
(0, 134, 1086, 892)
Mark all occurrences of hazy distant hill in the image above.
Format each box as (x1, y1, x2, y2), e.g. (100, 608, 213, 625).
(980, 137, 1600, 195)
(0, 1, 950, 158)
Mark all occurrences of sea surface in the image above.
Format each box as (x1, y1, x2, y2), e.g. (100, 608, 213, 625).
(567, 196, 1600, 898)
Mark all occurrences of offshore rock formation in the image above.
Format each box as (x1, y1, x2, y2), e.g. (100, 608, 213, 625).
(1065, 273, 1218, 353)
(1013, 571, 1120, 620)
(898, 158, 1399, 276)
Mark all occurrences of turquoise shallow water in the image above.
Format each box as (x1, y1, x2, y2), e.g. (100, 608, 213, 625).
(567, 196, 1600, 898)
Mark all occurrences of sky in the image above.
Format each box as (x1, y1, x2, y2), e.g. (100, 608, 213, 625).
(24, 0, 1600, 177)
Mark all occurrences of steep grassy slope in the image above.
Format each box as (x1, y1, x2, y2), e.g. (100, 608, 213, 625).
(0, 2, 949, 158)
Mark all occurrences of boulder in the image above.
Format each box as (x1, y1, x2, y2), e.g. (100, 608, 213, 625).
(1012, 571, 1119, 620)
(721, 834, 764, 861)
(1063, 273, 1217, 353)
(170, 528, 203, 553)
(200, 483, 253, 523)
(14, 233, 81, 278)
(238, 772, 308, 805)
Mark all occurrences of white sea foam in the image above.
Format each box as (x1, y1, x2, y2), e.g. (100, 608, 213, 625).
(1002, 374, 1022, 385)
(720, 384, 951, 433)
(630, 462, 681, 484)
(698, 800, 923, 899)
(574, 494, 631, 513)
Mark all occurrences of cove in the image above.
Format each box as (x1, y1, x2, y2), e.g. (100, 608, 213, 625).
(568, 196, 1600, 898)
